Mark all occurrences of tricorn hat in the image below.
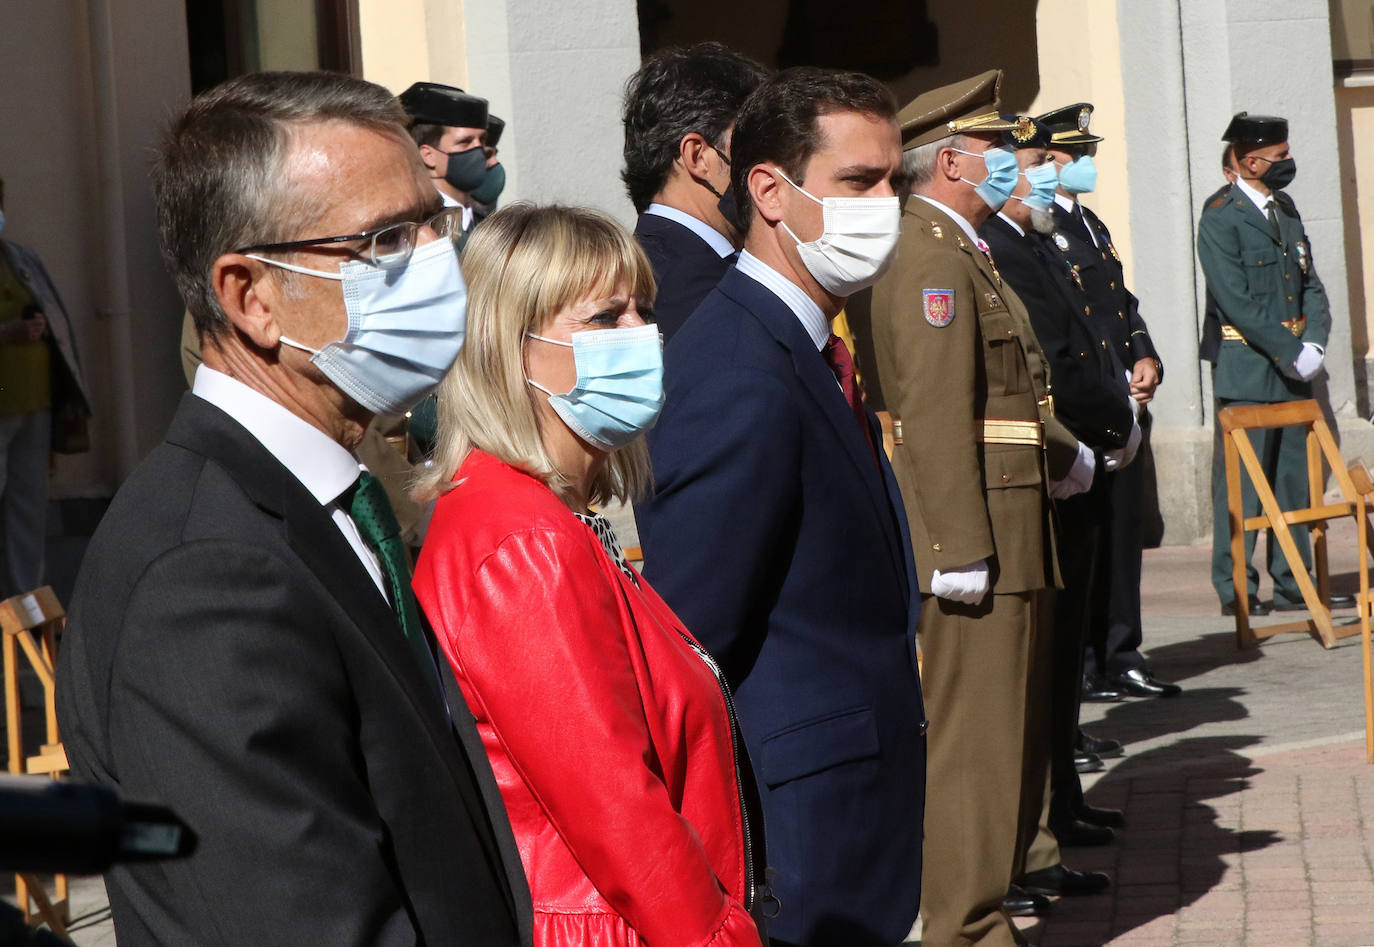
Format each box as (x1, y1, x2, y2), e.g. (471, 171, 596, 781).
(898, 70, 1024, 150)
(485, 114, 506, 149)
(1034, 103, 1103, 145)
(399, 81, 489, 130)
(1222, 112, 1288, 145)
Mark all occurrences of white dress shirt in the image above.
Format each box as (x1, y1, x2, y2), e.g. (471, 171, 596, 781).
(1054, 192, 1098, 247)
(191, 366, 388, 601)
(1232, 175, 1274, 216)
(915, 195, 985, 249)
(995, 211, 1026, 237)
(735, 250, 829, 351)
(436, 184, 475, 231)
(645, 203, 735, 259)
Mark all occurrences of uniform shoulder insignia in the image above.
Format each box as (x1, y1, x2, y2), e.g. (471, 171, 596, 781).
(1210, 196, 1225, 209)
(923, 289, 955, 327)
(929, 222, 944, 240)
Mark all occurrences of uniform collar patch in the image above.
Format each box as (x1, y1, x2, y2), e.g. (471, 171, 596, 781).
(923, 289, 955, 327)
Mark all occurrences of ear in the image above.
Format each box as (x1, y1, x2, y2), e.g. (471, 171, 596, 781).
(937, 145, 962, 182)
(416, 144, 442, 174)
(747, 164, 785, 224)
(678, 132, 712, 179)
(212, 253, 281, 350)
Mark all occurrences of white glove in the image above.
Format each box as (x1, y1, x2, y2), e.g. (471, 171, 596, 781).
(1049, 440, 1095, 499)
(1284, 342, 1325, 382)
(931, 559, 990, 605)
(1103, 415, 1142, 472)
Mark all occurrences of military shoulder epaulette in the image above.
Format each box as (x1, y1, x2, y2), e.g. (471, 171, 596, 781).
(929, 221, 944, 240)
(1210, 196, 1225, 209)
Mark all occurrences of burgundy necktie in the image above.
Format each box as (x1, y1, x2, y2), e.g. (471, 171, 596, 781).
(822, 334, 877, 462)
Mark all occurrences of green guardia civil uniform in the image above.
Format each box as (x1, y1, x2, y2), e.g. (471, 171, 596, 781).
(1197, 182, 1330, 606)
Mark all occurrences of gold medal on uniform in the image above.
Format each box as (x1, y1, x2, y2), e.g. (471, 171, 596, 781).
(1053, 233, 1069, 251)
(1296, 240, 1309, 274)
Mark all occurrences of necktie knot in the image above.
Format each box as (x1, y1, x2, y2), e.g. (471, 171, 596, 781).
(349, 471, 402, 546)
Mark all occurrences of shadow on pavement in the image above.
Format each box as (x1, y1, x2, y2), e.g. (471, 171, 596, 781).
(1033, 735, 1281, 946)
(1088, 685, 1250, 751)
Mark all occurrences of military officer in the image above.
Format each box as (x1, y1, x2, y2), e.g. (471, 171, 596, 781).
(980, 115, 1135, 886)
(1038, 102, 1181, 700)
(870, 71, 1093, 947)
(1198, 112, 1339, 616)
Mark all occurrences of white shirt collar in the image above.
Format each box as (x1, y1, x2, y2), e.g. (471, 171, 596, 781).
(1053, 192, 1097, 246)
(1054, 192, 1077, 213)
(1233, 176, 1273, 214)
(995, 211, 1026, 237)
(645, 203, 735, 259)
(191, 365, 362, 506)
(914, 195, 984, 249)
(735, 250, 829, 351)
(435, 185, 474, 230)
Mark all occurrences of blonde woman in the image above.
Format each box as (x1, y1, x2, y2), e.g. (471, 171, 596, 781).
(412, 203, 765, 947)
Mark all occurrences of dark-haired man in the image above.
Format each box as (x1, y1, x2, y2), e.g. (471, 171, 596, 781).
(636, 67, 925, 946)
(56, 72, 531, 945)
(621, 42, 767, 339)
(400, 81, 491, 252)
(870, 72, 1092, 947)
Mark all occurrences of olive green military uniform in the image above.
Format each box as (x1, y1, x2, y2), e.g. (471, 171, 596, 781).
(872, 196, 1078, 947)
(1198, 185, 1330, 606)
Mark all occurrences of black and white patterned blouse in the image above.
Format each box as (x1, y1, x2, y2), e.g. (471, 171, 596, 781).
(574, 511, 640, 587)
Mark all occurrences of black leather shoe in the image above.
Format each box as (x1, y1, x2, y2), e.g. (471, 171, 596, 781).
(1273, 593, 1357, 612)
(1050, 818, 1116, 847)
(1020, 864, 1111, 897)
(1074, 802, 1126, 828)
(1080, 673, 1125, 703)
(1107, 667, 1182, 698)
(1076, 730, 1124, 759)
(1073, 751, 1104, 774)
(1003, 883, 1053, 917)
(1221, 598, 1271, 616)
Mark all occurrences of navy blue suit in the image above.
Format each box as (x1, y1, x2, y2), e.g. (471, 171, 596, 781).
(633, 211, 733, 342)
(636, 266, 926, 946)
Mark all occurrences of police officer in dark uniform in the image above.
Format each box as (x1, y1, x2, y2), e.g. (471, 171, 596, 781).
(980, 114, 1129, 890)
(1037, 102, 1181, 700)
(1198, 112, 1348, 616)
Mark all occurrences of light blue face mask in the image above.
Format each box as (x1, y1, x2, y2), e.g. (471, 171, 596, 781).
(1057, 154, 1097, 195)
(526, 322, 664, 451)
(953, 145, 1019, 211)
(250, 236, 468, 415)
(1016, 161, 1060, 210)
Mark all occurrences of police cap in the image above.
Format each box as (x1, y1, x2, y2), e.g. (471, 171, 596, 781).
(486, 114, 506, 149)
(1000, 113, 1049, 150)
(898, 70, 1023, 150)
(399, 81, 489, 130)
(1222, 112, 1287, 145)
(1034, 103, 1103, 145)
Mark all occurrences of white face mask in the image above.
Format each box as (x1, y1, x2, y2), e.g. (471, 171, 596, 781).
(773, 167, 901, 296)
(249, 236, 467, 415)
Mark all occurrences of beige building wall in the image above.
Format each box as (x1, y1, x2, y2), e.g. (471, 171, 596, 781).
(359, 0, 470, 95)
(1030, 0, 1133, 286)
(1335, 85, 1374, 380)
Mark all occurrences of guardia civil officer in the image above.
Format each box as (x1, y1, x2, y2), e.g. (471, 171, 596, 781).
(870, 71, 1093, 947)
(400, 81, 492, 253)
(1037, 103, 1180, 700)
(1198, 112, 1346, 616)
(979, 114, 1133, 885)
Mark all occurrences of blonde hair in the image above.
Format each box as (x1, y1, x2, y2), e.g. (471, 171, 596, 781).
(415, 203, 657, 505)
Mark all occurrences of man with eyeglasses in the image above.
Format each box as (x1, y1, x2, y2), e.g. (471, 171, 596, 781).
(621, 43, 767, 340)
(56, 72, 533, 946)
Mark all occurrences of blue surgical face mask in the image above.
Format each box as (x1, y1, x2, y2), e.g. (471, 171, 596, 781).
(526, 323, 664, 451)
(1057, 154, 1097, 195)
(952, 145, 1019, 211)
(1014, 161, 1060, 210)
(249, 236, 468, 415)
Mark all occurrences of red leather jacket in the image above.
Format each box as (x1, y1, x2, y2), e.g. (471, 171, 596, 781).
(413, 451, 762, 947)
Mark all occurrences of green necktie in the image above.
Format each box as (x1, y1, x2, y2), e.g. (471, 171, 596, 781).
(1266, 200, 1282, 240)
(348, 471, 439, 689)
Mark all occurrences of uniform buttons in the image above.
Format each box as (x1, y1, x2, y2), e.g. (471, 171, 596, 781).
(1285, 274, 1291, 281)
(1006, 329, 1015, 338)
(1001, 474, 1010, 483)
(1287, 295, 1294, 302)
(1084, 306, 1091, 315)
(932, 543, 942, 552)
(1101, 340, 1108, 349)
(1110, 281, 1116, 289)
(1118, 311, 1125, 319)
(1079, 351, 1088, 358)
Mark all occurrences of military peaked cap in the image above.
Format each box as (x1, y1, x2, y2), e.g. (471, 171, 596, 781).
(399, 81, 489, 130)
(1222, 112, 1288, 145)
(486, 114, 506, 149)
(898, 70, 1023, 150)
(1000, 113, 1049, 150)
(1034, 103, 1103, 145)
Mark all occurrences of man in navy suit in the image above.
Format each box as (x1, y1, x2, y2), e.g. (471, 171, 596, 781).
(621, 43, 767, 340)
(635, 67, 926, 947)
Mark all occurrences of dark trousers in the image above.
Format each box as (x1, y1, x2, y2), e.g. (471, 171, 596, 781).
(1084, 433, 1147, 678)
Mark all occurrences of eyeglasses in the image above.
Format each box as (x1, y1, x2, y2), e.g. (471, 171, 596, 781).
(235, 207, 464, 266)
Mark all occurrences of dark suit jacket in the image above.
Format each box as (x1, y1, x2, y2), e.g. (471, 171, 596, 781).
(633, 211, 733, 342)
(980, 214, 1133, 450)
(635, 266, 926, 947)
(1051, 202, 1163, 378)
(56, 394, 533, 946)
